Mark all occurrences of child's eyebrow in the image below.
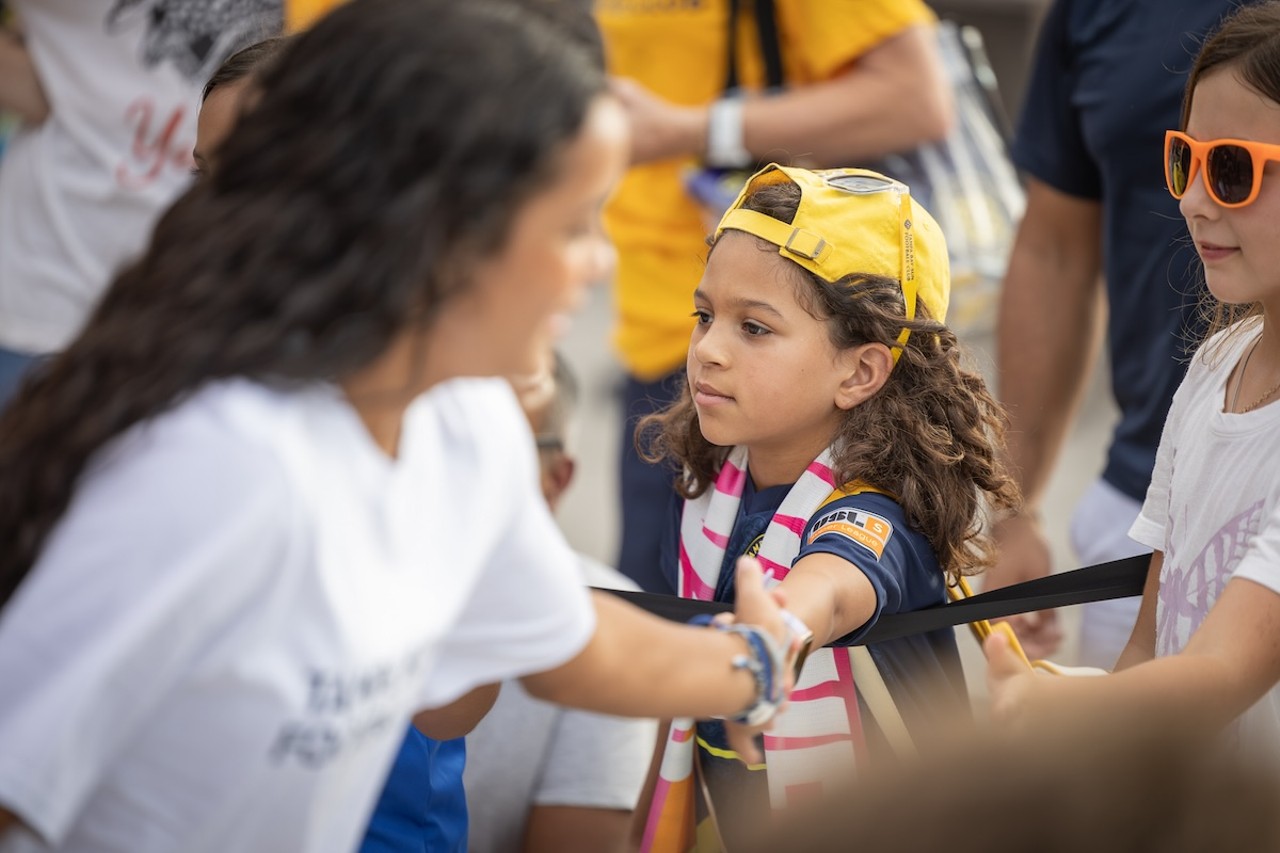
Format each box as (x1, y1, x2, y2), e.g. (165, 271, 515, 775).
(694, 288, 786, 320)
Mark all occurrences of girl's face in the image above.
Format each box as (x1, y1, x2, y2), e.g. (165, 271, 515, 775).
(1181, 69, 1280, 310)
(194, 79, 252, 177)
(436, 96, 627, 378)
(688, 233, 860, 486)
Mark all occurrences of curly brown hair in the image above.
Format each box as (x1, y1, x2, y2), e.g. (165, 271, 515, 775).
(640, 179, 1021, 582)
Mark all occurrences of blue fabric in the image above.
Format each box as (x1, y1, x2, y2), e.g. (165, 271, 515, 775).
(360, 729, 467, 853)
(0, 346, 39, 413)
(711, 478, 791, 602)
(1010, 0, 1252, 501)
(616, 370, 685, 593)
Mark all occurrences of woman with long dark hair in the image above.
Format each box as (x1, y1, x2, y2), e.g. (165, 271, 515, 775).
(0, 2, 796, 850)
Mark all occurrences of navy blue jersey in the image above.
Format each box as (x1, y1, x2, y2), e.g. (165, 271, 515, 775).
(1011, 0, 1252, 501)
(661, 476, 966, 830)
(803, 491, 967, 727)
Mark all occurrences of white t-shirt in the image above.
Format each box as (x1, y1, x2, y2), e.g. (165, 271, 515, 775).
(0, 377, 595, 852)
(464, 556, 657, 853)
(0, 0, 279, 353)
(1130, 321, 1280, 752)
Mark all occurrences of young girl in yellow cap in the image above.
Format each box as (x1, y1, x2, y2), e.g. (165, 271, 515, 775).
(638, 163, 1020, 849)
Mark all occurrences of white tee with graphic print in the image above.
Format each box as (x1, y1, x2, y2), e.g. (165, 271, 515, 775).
(0, 377, 594, 853)
(0, 0, 279, 354)
(1130, 320, 1280, 752)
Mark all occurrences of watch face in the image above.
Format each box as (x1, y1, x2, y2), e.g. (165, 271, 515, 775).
(780, 609, 816, 678)
(792, 634, 815, 680)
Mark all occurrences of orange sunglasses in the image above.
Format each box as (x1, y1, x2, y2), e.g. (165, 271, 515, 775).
(1165, 130, 1280, 208)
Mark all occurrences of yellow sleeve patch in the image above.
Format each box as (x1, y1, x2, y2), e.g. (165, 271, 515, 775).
(807, 508, 894, 560)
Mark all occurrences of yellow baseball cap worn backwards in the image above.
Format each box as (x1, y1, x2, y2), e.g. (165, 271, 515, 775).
(714, 163, 950, 359)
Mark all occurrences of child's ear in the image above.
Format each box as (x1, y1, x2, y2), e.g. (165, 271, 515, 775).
(540, 453, 576, 512)
(834, 343, 894, 410)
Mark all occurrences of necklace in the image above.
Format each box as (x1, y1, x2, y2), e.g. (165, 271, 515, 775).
(1230, 336, 1280, 414)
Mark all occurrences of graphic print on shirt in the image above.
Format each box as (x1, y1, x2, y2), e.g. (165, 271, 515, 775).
(1157, 500, 1266, 657)
(807, 507, 894, 559)
(107, 0, 281, 82)
(106, 1, 281, 188)
(269, 640, 436, 770)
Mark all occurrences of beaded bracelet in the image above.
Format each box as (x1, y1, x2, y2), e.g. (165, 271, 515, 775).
(690, 613, 790, 726)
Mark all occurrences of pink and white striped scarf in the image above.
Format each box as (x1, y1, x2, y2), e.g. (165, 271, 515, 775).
(640, 447, 868, 850)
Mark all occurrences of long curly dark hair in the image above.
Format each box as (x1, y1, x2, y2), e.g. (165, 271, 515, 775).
(0, 0, 605, 607)
(641, 180, 1021, 582)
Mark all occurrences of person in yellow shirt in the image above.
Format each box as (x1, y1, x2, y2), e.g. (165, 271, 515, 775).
(597, 0, 953, 591)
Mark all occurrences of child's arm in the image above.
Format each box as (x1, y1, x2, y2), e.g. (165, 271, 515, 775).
(521, 560, 792, 764)
(987, 563, 1280, 732)
(1112, 551, 1163, 672)
(772, 551, 877, 646)
(411, 683, 501, 740)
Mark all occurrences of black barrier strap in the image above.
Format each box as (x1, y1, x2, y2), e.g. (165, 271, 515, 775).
(596, 553, 1151, 646)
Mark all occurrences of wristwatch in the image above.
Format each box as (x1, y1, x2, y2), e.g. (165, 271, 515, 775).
(705, 96, 753, 170)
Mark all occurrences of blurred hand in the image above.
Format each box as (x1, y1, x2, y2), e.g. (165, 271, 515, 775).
(608, 76, 706, 166)
(724, 556, 799, 764)
(987, 514, 1063, 659)
(724, 707, 785, 767)
(983, 624, 1036, 726)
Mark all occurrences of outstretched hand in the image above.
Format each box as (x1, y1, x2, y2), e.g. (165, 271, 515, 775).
(724, 556, 800, 764)
(983, 623, 1037, 726)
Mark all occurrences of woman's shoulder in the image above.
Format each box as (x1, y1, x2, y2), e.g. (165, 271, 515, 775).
(97, 378, 282, 457)
(83, 379, 303, 508)
(41, 382, 305, 592)
(405, 377, 533, 472)
(412, 376, 524, 431)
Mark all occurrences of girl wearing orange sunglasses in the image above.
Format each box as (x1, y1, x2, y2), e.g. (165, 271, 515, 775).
(986, 2, 1280, 759)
